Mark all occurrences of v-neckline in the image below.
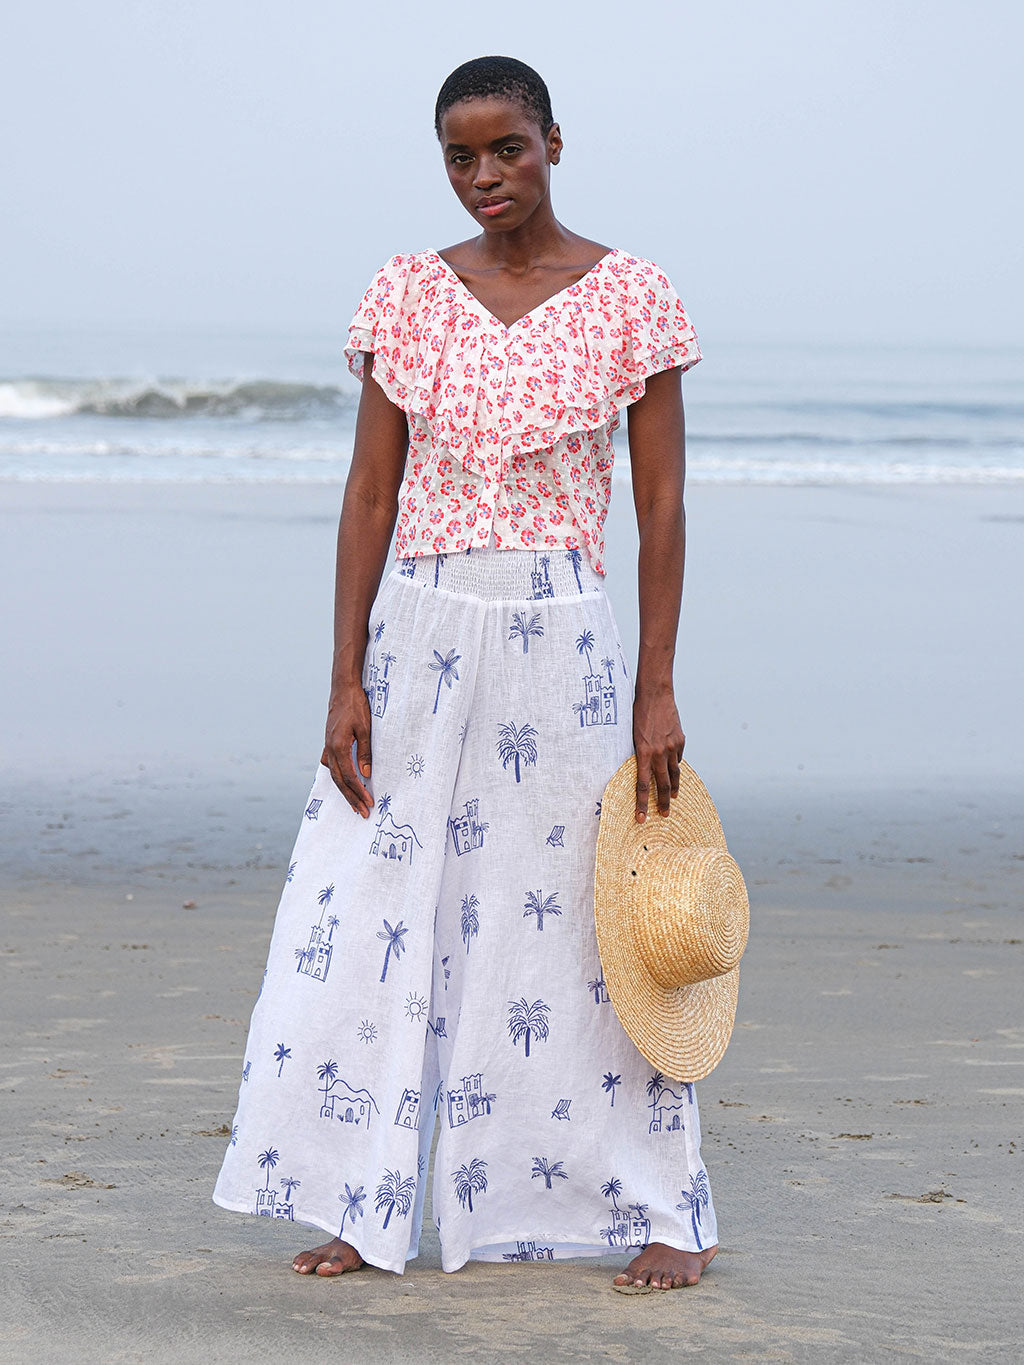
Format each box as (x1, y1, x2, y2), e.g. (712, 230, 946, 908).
(428, 247, 618, 332)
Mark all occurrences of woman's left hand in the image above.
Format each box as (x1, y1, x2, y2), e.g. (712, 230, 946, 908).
(632, 682, 685, 822)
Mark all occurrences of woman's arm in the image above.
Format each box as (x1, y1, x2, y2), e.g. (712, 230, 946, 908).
(321, 353, 409, 816)
(624, 365, 688, 823)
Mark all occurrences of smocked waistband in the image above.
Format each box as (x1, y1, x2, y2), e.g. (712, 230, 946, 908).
(388, 546, 605, 602)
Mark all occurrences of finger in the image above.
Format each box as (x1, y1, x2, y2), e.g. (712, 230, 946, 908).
(326, 738, 369, 816)
(355, 719, 372, 782)
(338, 737, 373, 817)
(653, 754, 672, 816)
(668, 751, 680, 797)
(635, 753, 651, 822)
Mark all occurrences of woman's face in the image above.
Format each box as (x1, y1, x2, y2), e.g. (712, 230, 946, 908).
(438, 96, 562, 232)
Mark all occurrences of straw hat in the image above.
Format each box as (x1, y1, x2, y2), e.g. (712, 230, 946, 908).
(593, 753, 749, 1082)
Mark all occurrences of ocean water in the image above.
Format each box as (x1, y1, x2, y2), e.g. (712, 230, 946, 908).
(1, 327, 1021, 485)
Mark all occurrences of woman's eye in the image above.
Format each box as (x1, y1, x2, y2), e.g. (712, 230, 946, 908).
(499, 145, 521, 156)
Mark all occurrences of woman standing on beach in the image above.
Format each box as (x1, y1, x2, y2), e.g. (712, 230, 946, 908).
(212, 54, 717, 1292)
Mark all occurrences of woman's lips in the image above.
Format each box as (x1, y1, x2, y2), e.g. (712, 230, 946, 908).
(477, 199, 512, 217)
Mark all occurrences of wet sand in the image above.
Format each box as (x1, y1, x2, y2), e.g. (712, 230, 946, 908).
(1, 481, 1021, 1361)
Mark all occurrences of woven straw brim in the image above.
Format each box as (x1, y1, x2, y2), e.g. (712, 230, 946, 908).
(593, 753, 744, 1082)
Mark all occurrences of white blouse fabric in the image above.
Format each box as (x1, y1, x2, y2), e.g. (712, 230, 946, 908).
(344, 248, 701, 576)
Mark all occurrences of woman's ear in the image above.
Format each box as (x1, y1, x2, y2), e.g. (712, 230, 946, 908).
(547, 122, 562, 165)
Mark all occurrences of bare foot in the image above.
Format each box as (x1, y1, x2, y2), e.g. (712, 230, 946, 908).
(612, 1242, 718, 1290)
(292, 1237, 364, 1277)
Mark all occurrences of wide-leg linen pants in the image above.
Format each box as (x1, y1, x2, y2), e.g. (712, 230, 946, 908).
(212, 545, 717, 1273)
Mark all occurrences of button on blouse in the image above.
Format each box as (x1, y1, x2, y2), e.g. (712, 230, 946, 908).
(344, 248, 701, 576)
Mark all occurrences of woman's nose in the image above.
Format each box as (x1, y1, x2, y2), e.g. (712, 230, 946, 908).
(472, 157, 502, 190)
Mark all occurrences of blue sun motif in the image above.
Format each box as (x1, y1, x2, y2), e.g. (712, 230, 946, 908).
(407, 753, 426, 778)
(405, 992, 428, 1023)
(357, 1019, 378, 1045)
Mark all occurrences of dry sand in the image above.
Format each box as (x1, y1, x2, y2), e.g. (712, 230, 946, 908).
(1, 481, 1021, 1362)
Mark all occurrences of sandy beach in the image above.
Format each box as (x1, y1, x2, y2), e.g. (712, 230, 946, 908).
(1, 480, 1022, 1362)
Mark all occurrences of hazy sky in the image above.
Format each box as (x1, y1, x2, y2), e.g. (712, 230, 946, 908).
(3, 1, 1021, 346)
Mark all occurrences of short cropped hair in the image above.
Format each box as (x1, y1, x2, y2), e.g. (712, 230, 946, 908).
(434, 55, 554, 140)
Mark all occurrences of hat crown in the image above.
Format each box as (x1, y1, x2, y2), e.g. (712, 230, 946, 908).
(629, 844, 749, 990)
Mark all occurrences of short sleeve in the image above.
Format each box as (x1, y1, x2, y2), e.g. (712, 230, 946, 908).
(343, 254, 408, 383)
(625, 259, 701, 380)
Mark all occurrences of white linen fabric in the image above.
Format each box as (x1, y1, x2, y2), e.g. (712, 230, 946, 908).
(212, 545, 717, 1273)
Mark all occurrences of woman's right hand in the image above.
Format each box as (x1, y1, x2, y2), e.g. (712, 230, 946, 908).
(321, 682, 374, 819)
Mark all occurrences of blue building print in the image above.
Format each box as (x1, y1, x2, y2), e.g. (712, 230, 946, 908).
(370, 793, 423, 864)
(446, 1073, 495, 1127)
(503, 1241, 555, 1262)
(647, 1071, 691, 1133)
(294, 891, 341, 983)
(398, 556, 417, 579)
(316, 1061, 380, 1129)
(448, 797, 488, 855)
(253, 1148, 298, 1220)
(364, 620, 395, 719)
(599, 1179, 651, 1249)
(530, 551, 554, 598)
(394, 1087, 420, 1130)
(573, 630, 618, 726)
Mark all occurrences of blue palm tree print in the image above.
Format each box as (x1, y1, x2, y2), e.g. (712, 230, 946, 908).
(460, 893, 479, 953)
(375, 1168, 416, 1229)
(565, 547, 584, 592)
(452, 1158, 488, 1212)
(337, 1182, 366, 1237)
(576, 628, 596, 674)
(496, 721, 539, 781)
(273, 1043, 291, 1077)
(676, 1171, 710, 1249)
(257, 1148, 279, 1189)
(377, 918, 408, 982)
(428, 647, 461, 714)
(531, 1157, 568, 1189)
(523, 888, 561, 930)
(507, 998, 551, 1058)
(508, 610, 544, 653)
(602, 1072, 622, 1106)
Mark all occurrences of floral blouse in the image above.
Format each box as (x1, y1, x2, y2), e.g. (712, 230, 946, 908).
(344, 247, 701, 575)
